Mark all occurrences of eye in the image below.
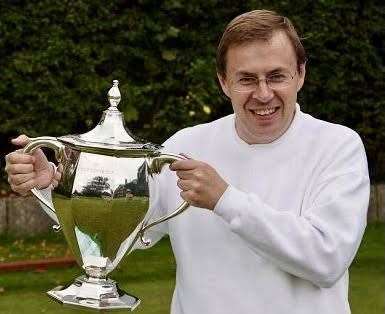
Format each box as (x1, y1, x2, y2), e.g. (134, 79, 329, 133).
(268, 74, 287, 82)
(238, 77, 255, 85)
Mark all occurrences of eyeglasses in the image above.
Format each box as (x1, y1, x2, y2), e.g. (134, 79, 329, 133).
(231, 71, 296, 93)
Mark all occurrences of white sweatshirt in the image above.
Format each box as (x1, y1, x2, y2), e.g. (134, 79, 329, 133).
(143, 104, 370, 314)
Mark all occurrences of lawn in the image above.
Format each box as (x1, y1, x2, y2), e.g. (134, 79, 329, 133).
(0, 223, 383, 314)
(0, 236, 175, 314)
(349, 223, 385, 313)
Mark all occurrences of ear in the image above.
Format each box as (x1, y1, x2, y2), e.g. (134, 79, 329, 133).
(217, 73, 231, 98)
(296, 63, 306, 92)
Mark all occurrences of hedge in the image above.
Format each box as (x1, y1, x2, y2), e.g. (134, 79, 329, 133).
(0, 0, 384, 184)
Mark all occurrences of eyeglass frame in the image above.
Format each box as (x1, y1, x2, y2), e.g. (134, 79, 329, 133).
(229, 70, 297, 93)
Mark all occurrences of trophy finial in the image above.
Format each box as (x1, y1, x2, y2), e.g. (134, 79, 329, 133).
(107, 80, 121, 110)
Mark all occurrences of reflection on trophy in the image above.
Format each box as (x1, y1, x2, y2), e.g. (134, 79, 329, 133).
(23, 80, 189, 310)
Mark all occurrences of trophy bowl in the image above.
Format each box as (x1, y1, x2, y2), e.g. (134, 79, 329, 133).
(22, 80, 189, 311)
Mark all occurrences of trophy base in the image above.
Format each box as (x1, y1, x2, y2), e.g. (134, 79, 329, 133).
(47, 275, 140, 311)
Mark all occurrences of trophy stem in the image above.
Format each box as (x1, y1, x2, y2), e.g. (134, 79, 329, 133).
(47, 275, 140, 311)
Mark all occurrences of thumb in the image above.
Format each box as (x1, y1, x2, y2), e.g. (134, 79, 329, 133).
(11, 134, 30, 147)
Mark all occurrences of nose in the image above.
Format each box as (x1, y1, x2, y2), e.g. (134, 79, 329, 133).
(251, 80, 274, 102)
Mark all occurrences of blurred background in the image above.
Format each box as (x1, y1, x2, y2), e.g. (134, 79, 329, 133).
(0, 0, 384, 313)
(0, 0, 384, 184)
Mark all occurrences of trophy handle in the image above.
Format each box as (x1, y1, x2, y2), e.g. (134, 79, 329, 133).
(23, 137, 66, 228)
(139, 153, 190, 246)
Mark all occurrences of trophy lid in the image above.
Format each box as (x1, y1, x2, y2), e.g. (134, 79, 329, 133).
(58, 80, 161, 156)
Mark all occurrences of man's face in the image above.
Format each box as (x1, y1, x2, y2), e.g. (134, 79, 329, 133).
(218, 31, 305, 144)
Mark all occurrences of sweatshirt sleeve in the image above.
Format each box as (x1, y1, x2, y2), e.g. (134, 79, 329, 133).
(214, 135, 370, 288)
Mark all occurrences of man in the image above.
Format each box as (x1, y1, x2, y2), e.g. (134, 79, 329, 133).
(5, 9, 369, 314)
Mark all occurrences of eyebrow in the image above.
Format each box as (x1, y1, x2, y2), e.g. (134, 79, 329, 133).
(235, 67, 289, 77)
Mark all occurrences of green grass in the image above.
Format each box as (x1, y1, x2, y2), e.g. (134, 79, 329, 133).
(0, 233, 71, 262)
(349, 223, 385, 313)
(0, 237, 175, 314)
(0, 224, 383, 314)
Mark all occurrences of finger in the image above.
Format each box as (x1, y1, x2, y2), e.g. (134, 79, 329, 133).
(10, 179, 36, 195)
(169, 159, 199, 171)
(11, 187, 31, 197)
(177, 179, 195, 191)
(180, 190, 198, 204)
(51, 179, 59, 188)
(53, 169, 62, 181)
(5, 163, 34, 175)
(57, 163, 63, 173)
(8, 172, 35, 185)
(51, 164, 63, 187)
(175, 170, 194, 180)
(11, 134, 30, 147)
(5, 152, 35, 165)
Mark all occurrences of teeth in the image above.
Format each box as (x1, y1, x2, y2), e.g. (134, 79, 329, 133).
(251, 107, 277, 116)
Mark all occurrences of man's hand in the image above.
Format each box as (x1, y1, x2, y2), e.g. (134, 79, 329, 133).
(169, 158, 228, 210)
(5, 135, 62, 196)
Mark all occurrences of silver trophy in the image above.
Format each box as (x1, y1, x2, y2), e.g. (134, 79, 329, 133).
(23, 80, 189, 310)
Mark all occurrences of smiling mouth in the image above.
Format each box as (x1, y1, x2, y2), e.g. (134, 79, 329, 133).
(249, 106, 279, 117)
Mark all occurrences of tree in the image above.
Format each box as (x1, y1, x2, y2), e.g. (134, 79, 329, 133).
(81, 176, 111, 197)
(0, 0, 384, 184)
